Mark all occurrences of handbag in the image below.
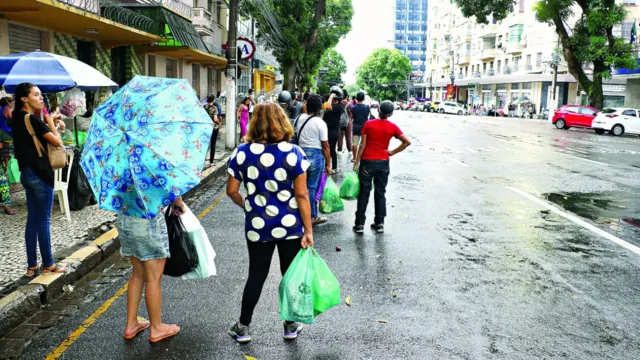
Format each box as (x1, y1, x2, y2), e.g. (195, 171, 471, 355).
(24, 114, 67, 170)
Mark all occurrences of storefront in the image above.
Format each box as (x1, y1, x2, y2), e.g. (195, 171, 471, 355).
(8, 23, 46, 53)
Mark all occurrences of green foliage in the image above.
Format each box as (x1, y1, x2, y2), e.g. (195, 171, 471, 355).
(244, 0, 353, 91)
(317, 49, 347, 95)
(454, 0, 638, 108)
(356, 49, 412, 101)
(344, 84, 361, 95)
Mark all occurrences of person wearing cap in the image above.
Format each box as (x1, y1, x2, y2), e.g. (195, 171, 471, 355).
(353, 100, 411, 235)
(278, 91, 298, 121)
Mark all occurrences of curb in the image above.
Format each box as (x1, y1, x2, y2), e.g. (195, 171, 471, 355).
(0, 154, 231, 339)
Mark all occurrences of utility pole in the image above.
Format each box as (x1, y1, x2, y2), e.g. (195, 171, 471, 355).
(225, 0, 238, 150)
(550, 36, 560, 117)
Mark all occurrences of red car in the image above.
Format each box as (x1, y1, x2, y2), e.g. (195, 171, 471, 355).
(552, 105, 599, 130)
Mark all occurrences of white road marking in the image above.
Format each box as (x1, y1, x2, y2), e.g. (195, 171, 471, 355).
(509, 186, 640, 256)
(569, 148, 589, 154)
(489, 147, 502, 151)
(442, 155, 470, 167)
(555, 152, 608, 166)
(464, 147, 477, 153)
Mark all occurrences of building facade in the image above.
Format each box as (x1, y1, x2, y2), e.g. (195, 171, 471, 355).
(425, 0, 633, 112)
(394, 0, 428, 96)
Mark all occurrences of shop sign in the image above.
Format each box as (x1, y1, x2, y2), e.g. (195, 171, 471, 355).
(265, 65, 275, 72)
(237, 37, 256, 60)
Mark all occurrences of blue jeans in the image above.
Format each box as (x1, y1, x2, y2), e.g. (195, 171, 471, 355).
(355, 160, 390, 226)
(21, 168, 55, 268)
(302, 148, 325, 218)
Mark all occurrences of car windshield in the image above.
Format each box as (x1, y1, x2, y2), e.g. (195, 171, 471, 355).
(601, 108, 617, 114)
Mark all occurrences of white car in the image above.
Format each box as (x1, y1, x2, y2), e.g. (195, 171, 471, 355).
(592, 108, 640, 136)
(436, 101, 467, 115)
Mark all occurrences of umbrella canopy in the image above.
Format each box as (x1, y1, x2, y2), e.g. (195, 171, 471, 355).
(0, 51, 118, 93)
(80, 75, 213, 219)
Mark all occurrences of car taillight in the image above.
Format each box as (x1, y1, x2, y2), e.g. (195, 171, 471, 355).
(605, 114, 618, 118)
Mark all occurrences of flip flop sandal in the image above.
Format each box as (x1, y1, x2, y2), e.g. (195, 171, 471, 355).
(124, 318, 150, 340)
(43, 263, 67, 275)
(24, 265, 41, 277)
(149, 325, 180, 343)
(3, 208, 17, 215)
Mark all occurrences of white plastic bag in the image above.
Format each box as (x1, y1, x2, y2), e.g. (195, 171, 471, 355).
(179, 207, 217, 280)
(60, 88, 87, 117)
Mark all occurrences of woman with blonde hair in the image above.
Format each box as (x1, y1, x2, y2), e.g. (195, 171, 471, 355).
(226, 102, 314, 343)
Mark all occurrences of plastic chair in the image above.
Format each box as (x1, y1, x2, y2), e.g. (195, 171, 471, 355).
(54, 149, 74, 221)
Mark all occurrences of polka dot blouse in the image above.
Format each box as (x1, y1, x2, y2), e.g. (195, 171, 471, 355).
(227, 142, 310, 242)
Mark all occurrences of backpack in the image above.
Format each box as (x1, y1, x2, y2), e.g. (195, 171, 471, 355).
(339, 104, 349, 129)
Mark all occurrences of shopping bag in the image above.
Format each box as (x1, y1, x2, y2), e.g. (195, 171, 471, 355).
(68, 148, 93, 211)
(339, 171, 360, 200)
(163, 206, 199, 277)
(279, 249, 316, 324)
(309, 248, 341, 316)
(319, 177, 344, 214)
(180, 208, 217, 280)
(315, 173, 327, 203)
(60, 88, 87, 117)
(7, 157, 20, 184)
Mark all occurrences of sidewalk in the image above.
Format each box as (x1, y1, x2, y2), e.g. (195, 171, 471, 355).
(0, 129, 230, 296)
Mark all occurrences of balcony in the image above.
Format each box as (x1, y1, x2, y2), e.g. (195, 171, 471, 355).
(506, 42, 524, 54)
(473, 71, 482, 78)
(457, 55, 470, 65)
(487, 69, 496, 76)
(193, 7, 214, 36)
(159, 0, 193, 19)
(479, 24, 497, 39)
(480, 48, 497, 60)
(503, 67, 512, 74)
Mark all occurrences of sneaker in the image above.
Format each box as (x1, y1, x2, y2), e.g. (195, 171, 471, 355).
(228, 321, 251, 343)
(283, 321, 303, 340)
(353, 225, 364, 235)
(370, 223, 384, 234)
(312, 217, 328, 225)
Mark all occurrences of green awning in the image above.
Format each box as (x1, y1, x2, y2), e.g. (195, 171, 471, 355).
(158, 8, 209, 52)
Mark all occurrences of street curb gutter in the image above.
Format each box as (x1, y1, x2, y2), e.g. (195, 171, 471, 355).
(0, 155, 231, 339)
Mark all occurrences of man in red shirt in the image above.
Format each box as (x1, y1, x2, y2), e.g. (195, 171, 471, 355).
(352, 100, 411, 234)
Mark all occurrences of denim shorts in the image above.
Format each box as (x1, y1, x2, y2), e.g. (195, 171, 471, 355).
(117, 212, 170, 261)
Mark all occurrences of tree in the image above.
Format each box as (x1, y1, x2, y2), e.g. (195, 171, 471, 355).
(317, 49, 348, 95)
(242, 0, 353, 91)
(452, 0, 637, 109)
(356, 48, 412, 101)
(344, 83, 361, 95)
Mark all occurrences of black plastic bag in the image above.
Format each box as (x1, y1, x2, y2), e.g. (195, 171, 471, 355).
(163, 207, 199, 277)
(68, 148, 94, 211)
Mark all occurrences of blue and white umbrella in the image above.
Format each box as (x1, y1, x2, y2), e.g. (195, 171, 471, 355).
(0, 51, 118, 93)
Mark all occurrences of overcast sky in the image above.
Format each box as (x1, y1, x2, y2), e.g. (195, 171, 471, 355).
(335, 0, 396, 85)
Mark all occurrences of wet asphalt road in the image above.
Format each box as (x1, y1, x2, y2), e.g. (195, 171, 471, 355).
(18, 112, 640, 359)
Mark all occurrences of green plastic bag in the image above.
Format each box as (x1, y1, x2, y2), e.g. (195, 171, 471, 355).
(310, 248, 341, 316)
(339, 171, 360, 200)
(7, 157, 20, 184)
(279, 249, 316, 324)
(279, 248, 341, 324)
(319, 177, 344, 214)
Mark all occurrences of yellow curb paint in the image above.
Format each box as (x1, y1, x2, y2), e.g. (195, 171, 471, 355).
(45, 192, 225, 359)
(65, 246, 101, 262)
(45, 284, 128, 360)
(91, 228, 118, 247)
(29, 273, 64, 286)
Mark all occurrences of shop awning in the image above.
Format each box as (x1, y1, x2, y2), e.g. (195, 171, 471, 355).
(0, 0, 164, 49)
(135, 45, 226, 66)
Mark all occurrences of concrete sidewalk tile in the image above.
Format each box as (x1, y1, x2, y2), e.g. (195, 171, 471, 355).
(0, 338, 25, 359)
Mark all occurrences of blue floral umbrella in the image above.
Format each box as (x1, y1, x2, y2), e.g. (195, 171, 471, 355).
(80, 76, 213, 219)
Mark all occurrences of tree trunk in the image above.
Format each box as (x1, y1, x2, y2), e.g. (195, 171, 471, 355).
(590, 61, 606, 109)
(283, 63, 297, 92)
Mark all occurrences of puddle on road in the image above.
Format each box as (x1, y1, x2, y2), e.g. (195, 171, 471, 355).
(543, 192, 640, 234)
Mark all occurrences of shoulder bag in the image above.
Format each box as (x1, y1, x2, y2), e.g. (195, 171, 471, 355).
(291, 115, 315, 145)
(24, 114, 67, 170)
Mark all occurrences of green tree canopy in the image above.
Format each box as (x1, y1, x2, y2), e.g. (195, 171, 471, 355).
(317, 49, 347, 95)
(356, 48, 412, 101)
(452, 0, 637, 109)
(242, 0, 353, 91)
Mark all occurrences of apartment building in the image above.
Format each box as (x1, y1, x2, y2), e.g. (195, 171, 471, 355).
(394, 0, 428, 88)
(425, 0, 632, 112)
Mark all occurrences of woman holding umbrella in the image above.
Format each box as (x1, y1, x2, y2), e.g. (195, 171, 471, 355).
(11, 83, 66, 276)
(226, 102, 314, 343)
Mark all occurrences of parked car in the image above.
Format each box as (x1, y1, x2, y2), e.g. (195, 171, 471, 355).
(551, 105, 599, 130)
(394, 102, 401, 110)
(592, 108, 640, 136)
(437, 101, 467, 115)
(428, 102, 440, 112)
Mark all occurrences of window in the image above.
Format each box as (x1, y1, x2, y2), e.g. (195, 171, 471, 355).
(580, 108, 597, 116)
(483, 63, 487, 71)
(216, 2, 222, 24)
(166, 59, 176, 78)
(511, 83, 520, 90)
(497, 60, 502, 72)
(621, 22, 635, 39)
(505, 58, 509, 69)
(565, 106, 580, 114)
(147, 55, 156, 76)
(522, 83, 532, 89)
(482, 84, 492, 90)
(536, 52, 542, 68)
(508, 25, 524, 43)
(623, 109, 638, 117)
(519, 0, 525, 13)
(622, 0, 636, 5)
(490, 61, 494, 69)
(514, 56, 521, 70)
(526, 54, 532, 70)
